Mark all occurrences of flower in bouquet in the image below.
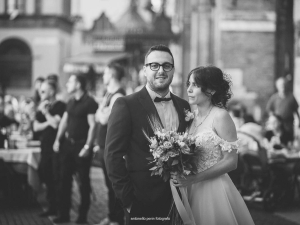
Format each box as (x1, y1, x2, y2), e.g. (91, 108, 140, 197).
(144, 116, 198, 182)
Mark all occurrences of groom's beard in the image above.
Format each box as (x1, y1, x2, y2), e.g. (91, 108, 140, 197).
(149, 76, 173, 93)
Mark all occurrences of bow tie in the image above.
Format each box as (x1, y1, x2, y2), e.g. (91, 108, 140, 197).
(154, 97, 172, 102)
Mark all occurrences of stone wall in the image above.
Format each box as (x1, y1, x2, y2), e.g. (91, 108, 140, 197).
(221, 31, 275, 112)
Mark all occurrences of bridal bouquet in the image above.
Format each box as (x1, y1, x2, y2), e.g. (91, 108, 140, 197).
(144, 116, 197, 182)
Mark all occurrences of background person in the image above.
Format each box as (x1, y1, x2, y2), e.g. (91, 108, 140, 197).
(266, 76, 300, 140)
(33, 76, 45, 106)
(0, 97, 18, 148)
(95, 62, 126, 225)
(53, 74, 98, 224)
(33, 79, 66, 217)
(32, 76, 45, 140)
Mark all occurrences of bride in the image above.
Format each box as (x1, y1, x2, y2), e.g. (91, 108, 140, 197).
(171, 66, 255, 225)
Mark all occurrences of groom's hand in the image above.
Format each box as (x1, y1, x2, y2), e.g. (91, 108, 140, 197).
(170, 172, 178, 186)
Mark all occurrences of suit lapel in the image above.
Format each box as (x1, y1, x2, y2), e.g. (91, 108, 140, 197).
(170, 93, 186, 133)
(138, 87, 164, 129)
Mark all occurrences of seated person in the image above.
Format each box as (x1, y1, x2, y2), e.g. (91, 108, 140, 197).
(263, 114, 292, 151)
(238, 122, 264, 152)
(264, 114, 297, 177)
(0, 97, 18, 148)
(238, 123, 268, 168)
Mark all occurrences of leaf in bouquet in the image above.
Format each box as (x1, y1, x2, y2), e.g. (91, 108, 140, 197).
(184, 170, 191, 175)
(163, 172, 170, 182)
(172, 159, 179, 165)
(158, 167, 163, 175)
(147, 115, 163, 131)
(167, 158, 173, 167)
(186, 164, 193, 169)
(149, 166, 157, 170)
(146, 156, 154, 160)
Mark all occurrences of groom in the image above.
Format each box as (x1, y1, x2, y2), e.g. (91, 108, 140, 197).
(105, 44, 190, 225)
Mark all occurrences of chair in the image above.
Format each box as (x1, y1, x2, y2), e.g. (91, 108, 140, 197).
(228, 154, 246, 191)
(0, 159, 13, 202)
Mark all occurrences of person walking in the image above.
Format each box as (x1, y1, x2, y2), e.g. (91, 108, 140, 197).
(105, 44, 190, 225)
(53, 74, 98, 224)
(96, 62, 126, 225)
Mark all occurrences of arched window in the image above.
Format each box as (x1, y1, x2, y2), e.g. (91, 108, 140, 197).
(0, 38, 32, 88)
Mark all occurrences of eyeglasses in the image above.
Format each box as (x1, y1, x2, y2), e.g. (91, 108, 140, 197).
(145, 63, 174, 72)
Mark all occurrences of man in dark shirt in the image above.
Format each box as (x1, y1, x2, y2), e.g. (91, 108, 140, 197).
(33, 79, 65, 217)
(266, 77, 300, 140)
(53, 74, 98, 224)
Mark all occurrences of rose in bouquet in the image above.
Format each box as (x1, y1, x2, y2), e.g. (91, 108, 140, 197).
(144, 117, 197, 182)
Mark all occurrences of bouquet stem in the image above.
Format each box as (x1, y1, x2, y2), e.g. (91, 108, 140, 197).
(170, 180, 196, 225)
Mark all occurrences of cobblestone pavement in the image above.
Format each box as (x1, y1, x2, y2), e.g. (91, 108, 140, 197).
(0, 167, 299, 225)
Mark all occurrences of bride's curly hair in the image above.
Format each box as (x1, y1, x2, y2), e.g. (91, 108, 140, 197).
(186, 66, 232, 109)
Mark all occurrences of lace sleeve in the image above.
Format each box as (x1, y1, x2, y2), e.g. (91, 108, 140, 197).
(218, 138, 240, 153)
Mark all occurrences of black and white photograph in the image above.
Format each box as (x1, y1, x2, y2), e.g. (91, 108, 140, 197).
(0, 0, 300, 225)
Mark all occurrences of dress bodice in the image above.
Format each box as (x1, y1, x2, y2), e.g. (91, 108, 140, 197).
(193, 128, 239, 173)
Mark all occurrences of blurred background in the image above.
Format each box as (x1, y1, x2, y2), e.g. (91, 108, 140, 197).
(0, 0, 300, 124)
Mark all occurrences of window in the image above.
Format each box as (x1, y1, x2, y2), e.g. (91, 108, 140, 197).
(6, 0, 26, 15)
(0, 38, 32, 88)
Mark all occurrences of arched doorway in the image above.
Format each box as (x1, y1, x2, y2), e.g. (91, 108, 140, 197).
(0, 38, 32, 90)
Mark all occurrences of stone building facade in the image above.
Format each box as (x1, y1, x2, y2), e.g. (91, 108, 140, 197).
(175, 0, 277, 121)
(0, 0, 73, 97)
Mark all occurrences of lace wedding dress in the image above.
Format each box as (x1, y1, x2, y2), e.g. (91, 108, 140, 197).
(186, 108, 255, 225)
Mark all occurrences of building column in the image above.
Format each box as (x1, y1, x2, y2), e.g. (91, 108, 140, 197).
(0, 0, 5, 14)
(26, 0, 35, 15)
(179, 0, 216, 99)
(179, 0, 192, 98)
(294, 0, 300, 104)
(0, 0, 8, 14)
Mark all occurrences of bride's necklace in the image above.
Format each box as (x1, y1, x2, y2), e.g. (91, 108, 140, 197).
(192, 106, 213, 134)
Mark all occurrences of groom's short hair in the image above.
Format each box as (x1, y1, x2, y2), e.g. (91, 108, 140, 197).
(144, 44, 174, 64)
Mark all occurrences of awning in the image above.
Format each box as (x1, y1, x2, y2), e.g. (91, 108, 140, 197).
(63, 52, 130, 73)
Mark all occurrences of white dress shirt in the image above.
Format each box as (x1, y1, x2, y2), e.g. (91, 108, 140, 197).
(146, 85, 179, 131)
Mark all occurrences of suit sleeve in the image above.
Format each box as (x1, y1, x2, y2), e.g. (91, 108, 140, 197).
(104, 97, 135, 208)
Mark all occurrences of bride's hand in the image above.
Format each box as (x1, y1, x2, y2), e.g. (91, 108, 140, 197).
(171, 173, 196, 187)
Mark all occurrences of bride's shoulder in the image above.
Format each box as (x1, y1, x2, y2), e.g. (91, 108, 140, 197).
(213, 107, 230, 119)
(212, 107, 237, 140)
(213, 107, 234, 127)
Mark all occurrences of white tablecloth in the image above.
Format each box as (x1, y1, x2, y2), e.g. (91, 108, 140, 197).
(0, 148, 41, 191)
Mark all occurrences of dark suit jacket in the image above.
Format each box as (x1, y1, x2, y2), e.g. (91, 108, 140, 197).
(104, 87, 190, 214)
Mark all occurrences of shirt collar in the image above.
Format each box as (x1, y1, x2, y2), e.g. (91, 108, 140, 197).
(146, 84, 171, 102)
(74, 92, 87, 102)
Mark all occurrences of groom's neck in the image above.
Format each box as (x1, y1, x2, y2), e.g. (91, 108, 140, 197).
(146, 84, 169, 97)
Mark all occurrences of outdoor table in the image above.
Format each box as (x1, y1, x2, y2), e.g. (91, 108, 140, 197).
(0, 147, 41, 191)
(268, 149, 300, 164)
